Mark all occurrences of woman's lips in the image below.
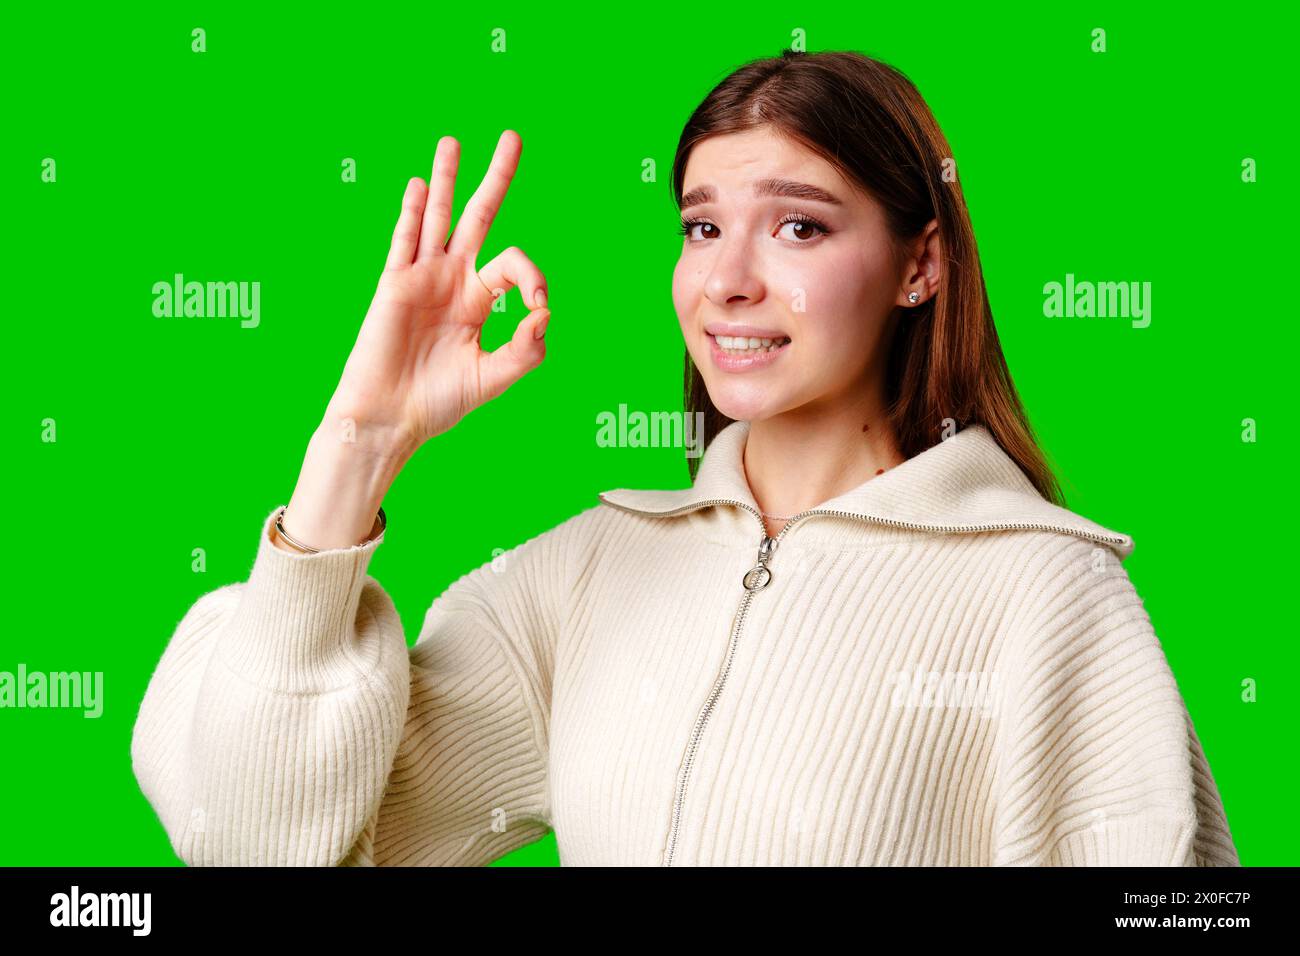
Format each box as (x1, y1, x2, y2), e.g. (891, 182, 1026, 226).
(707, 333, 791, 372)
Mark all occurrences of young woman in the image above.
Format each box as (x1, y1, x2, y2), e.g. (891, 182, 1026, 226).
(132, 50, 1239, 866)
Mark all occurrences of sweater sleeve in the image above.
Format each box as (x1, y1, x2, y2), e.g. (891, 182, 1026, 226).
(991, 537, 1240, 867)
(130, 505, 562, 866)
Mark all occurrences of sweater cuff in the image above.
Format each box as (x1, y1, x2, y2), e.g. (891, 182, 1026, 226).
(214, 506, 391, 694)
(1048, 811, 1198, 866)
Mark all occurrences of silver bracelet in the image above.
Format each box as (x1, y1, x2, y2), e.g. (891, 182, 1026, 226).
(274, 504, 387, 554)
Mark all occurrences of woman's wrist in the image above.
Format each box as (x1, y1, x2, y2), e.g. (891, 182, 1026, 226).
(274, 411, 411, 553)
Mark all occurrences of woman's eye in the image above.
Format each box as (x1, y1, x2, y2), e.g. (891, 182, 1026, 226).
(679, 216, 827, 242)
(680, 220, 718, 241)
(775, 217, 828, 242)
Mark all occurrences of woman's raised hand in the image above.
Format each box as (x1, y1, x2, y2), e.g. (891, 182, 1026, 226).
(275, 131, 550, 552)
(328, 129, 550, 456)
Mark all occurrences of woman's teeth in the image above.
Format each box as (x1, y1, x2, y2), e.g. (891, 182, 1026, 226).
(713, 334, 790, 354)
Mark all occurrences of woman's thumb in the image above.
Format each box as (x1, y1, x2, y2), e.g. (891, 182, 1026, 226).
(478, 307, 550, 403)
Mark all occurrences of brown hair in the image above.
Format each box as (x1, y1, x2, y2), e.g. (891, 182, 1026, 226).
(674, 49, 1065, 507)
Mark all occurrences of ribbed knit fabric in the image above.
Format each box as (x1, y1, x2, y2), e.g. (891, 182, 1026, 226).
(131, 420, 1239, 866)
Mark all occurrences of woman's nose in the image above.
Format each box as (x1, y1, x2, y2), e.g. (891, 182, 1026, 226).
(703, 241, 764, 306)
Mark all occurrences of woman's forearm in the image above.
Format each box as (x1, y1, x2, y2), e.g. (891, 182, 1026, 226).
(274, 409, 413, 553)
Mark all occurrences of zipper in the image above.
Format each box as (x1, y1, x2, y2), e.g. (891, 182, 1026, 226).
(596, 493, 1131, 866)
(662, 513, 776, 867)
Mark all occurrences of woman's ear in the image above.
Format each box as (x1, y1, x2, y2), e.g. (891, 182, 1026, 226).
(897, 218, 942, 308)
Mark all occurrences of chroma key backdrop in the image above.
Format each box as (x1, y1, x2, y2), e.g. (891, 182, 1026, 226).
(2, 5, 1295, 867)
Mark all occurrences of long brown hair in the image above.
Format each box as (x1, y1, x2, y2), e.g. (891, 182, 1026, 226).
(674, 49, 1065, 507)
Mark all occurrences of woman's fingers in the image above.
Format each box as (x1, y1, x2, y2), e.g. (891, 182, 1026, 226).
(472, 244, 550, 405)
(385, 177, 428, 269)
(416, 137, 460, 261)
(445, 129, 522, 261)
(475, 245, 548, 313)
(477, 306, 550, 404)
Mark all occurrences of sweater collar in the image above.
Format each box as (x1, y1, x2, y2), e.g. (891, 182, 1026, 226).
(597, 419, 1134, 559)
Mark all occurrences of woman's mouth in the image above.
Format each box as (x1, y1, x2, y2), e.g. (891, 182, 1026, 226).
(707, 332, 792, 371)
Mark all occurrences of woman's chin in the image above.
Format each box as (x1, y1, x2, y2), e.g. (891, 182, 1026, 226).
(706, 386, 789, 424)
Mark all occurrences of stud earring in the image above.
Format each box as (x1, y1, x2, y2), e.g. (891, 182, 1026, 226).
(907, 291, 920, 303)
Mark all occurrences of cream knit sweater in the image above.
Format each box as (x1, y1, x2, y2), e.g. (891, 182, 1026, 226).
(131, 420, 1239, 866)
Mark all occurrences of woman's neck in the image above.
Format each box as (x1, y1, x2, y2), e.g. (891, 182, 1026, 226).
(743, 408, 906, 538)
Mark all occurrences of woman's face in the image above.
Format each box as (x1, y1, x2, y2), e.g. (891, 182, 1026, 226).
(673, 126, 911, 424)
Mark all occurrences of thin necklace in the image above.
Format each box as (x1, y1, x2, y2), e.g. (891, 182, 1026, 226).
(759, 459, 901, 522)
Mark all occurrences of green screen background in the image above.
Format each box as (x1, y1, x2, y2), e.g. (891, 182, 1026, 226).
(2, 4, 1293, 866)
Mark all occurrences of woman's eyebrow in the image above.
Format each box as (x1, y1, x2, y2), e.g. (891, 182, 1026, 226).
(755, 177, 844, 205)
(680, 178, 844, 211)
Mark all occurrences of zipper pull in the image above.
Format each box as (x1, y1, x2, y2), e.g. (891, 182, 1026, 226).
(742, 535, 778, 591)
